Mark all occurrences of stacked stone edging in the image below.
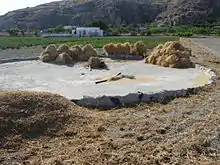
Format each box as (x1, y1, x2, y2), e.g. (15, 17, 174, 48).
(73, 64, 216, 109)
(73, 87, 203, 109)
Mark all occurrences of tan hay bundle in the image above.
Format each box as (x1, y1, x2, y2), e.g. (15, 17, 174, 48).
(71, 45, 86, 61)
(86, 57, 107, 69)
(122, 42, 131, 54)
(69, 45, 85, 61)
(103, 44, 110, 53)
(104, 43, 132, 55)
(82, 44, 98, 60)
(69, 47, 80, 61)
(133, 41, 147, 56)
(39, 54, 54, 62)
(115, 43, 124, 54)
(44, 44, 57, 55)
(165, 55, 178, 64)
(103, 43, 116, 54)
(55, 52, 72, 65)
(146, 41, 194, 68)
(156, 56, 164, 65)
(57, 44, 70, 54)
(155, 44, 163, 50)
(134, 41, 147, 56)
(39, 44, 57, 62)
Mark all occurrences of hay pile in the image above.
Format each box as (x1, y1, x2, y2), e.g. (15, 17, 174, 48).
(103, 43, 131, 55)
(39, 44, 98, 65)
(131, 41, 147, 56)
(146, 41, 194, 68)
(39, 44, 57, 62)
(81, 44, 98, 61)
(86, 57, 107, 70)
(57, 44, 70, 54)
(0, 91, 75, 147)
(55, 52, 73, 65)
(69, 46, 83, 61)
(103, 41, 147, 56)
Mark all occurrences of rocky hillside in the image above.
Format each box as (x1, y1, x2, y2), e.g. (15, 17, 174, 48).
(156, 0, 220, 25)
(0, 0, 219, 29)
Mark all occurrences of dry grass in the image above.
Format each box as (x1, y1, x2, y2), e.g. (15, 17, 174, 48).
(1, 39, 220, 164)
(146, 41, 194, 68)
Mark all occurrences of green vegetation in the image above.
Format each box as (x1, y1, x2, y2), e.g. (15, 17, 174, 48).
(86, 20, 108, 30)
(48, 25, 72, 34)
(144, 24, 220, 37)
(107, 23, 220, 37)
(0, 36, 178, 50)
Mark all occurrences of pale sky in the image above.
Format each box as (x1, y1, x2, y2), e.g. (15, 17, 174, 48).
(0, 0, 60, 15)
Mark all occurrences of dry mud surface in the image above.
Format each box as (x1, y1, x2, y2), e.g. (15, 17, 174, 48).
(1, 38, 220, 164)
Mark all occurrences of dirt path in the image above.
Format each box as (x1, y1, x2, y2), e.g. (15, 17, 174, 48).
(1, 38, 220, 165)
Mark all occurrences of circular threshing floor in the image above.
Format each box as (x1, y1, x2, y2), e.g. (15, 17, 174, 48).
(0, 60, 211, 100)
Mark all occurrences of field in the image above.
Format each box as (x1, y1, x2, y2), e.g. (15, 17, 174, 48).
(0, 36, 178, 49)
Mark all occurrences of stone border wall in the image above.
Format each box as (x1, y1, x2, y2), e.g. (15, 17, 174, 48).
(73, 65, 216, 109)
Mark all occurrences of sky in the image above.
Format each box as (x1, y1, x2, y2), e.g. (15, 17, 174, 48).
(0, 0, 60, 15)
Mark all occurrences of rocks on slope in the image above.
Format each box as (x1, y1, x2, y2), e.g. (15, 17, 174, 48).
(0, 0, 219, 29)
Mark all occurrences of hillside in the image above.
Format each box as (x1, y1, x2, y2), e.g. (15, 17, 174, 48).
(0, 0, 219, 29)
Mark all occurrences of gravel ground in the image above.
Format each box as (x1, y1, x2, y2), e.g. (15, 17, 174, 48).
(190, 37, 220, 57)
(0, 46, 43, 60)
(1, 38, 220, 165)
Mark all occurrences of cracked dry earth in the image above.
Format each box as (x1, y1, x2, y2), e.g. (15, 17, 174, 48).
(1, 38, 220, 165)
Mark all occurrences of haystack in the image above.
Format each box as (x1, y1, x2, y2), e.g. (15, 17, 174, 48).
(57, 44, 70, 54)
(86, 57, 107, 69)
(131, 41, 147, 56)
(103, 43, 117, 54)
(55, 52, 73, 65)
(103, 43, 131, 55)
(39, 44, 57, 62)
(123, 42, 131, 54)
(82, 44, 98, 61)
(146, 41, 194, 68)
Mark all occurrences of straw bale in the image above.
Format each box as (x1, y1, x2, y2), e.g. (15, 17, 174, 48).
(146, 41, 194, 68)
(55, 52, 73, 64)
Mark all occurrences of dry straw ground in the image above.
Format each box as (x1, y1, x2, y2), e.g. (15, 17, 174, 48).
(1, 39, 220, 165)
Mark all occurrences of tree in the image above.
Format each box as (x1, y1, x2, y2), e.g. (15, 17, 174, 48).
(20, 29, 25, 37)
(7, 28, 20, 36)
(34, 30, 40, 37)
(87, 20, 108, 30)
(53, 25, 65, 33)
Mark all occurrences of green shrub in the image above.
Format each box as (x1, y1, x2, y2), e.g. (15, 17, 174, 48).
(146, 30, 152, 36)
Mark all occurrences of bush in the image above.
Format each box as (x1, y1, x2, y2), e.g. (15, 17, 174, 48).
(140, 31, 146, 36)
(146, 30, 152, 36)
(174, 32, 193, 37)
(130, 31, 138, 36)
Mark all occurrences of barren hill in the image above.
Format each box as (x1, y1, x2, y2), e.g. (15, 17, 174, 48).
(0, 0, 219, 29)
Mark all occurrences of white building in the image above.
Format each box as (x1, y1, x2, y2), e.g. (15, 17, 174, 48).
(72, 27, 103, 37)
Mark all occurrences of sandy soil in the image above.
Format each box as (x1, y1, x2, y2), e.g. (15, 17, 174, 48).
(1, 38, 220, 165)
